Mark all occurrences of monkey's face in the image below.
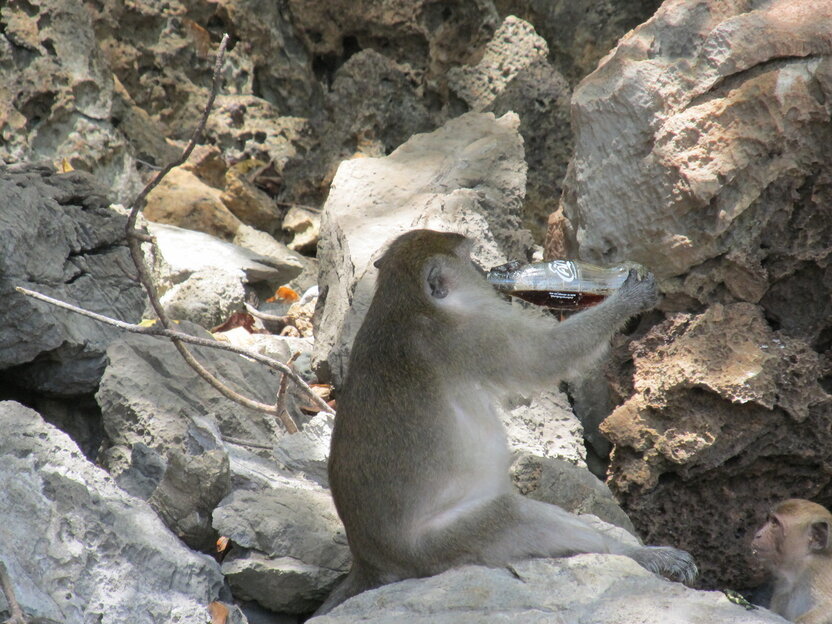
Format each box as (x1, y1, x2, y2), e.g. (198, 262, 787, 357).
(751, 513, 784, 570)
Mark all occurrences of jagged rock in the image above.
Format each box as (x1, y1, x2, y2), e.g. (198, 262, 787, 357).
(0, 1, 143, 202)
(308, 554, 787, 624)
(503, 390, 585, 467)
(143, 167, 242, 239)
(313, 111, 532, 385)
(213, 485, 350, 614)
(494, 0, 664, 83)
(0, 401, 224, 624)
(449, 16, 572, 238)
(0, 165, 146, 395)
(602, 303, 831, 588)
(96, 323, 288, 548)
(221, 167, 282, 234)
(511, 456, 636, 535)
(283, 206, 321, 253)
(146, 222, 304, 325)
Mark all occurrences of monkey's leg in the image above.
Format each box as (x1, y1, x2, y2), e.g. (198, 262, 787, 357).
(414, 492, 697, 583)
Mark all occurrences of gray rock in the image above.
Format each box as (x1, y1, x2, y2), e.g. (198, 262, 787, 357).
(503, 389, 586, 466)
(160, 269, 247, 328)
(512, 456, 636, 535)
(149, 221, 303, 286)
(273, 412, 334, 486)
(213, 486, 350, 614)
(0, 165, 146, 395)
(0, 401, 224, 624)
(314, 111, 533, 384)
(96, 323, 287, 548)
(310, 555, 788, 624)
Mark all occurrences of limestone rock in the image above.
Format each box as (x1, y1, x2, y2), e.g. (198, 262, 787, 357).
(0, 165, 146, 395)
(313, 111, 532, 385)
(144, 167, 242, 239)
(449, 16, 572, 237)
(0, 401, 224, 624)
(602, 303, 831, 588)
(0, 0, 143, 203)
(309, 554, 788, 624)
(213, 485, 350, 614)
(96, 323, 287, 547)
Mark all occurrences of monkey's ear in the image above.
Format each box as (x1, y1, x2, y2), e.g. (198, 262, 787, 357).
(809, 520, 831, 552)
(425, 260, 449, 299)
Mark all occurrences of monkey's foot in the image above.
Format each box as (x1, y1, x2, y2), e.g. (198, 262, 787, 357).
(627, 546, 698, 585)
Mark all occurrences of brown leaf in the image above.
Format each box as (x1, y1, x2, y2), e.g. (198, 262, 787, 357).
(208, 601, 229, 624)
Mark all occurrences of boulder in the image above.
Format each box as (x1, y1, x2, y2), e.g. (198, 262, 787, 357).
(0, 401, 224, 624)
(313, 111, 532, 385)
(602, 303, 831, 588)
(0, 165, 146, 395)
(309, 554, 788, 624)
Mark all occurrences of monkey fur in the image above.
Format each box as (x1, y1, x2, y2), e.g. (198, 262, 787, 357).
(317, 229, 697, 614)
(752, 499, 832, 624)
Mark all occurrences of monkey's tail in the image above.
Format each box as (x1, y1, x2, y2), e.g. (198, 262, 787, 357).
(313, 565, 378, 617)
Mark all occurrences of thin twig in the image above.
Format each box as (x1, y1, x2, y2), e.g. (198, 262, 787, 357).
(0, 561, 27, 624)
(244, 302, 290, 324)
(221, 436, 275, 450)
(112, 33, 306, 431)
(15, 287, 333, 417)
(275, 352, 300, 431)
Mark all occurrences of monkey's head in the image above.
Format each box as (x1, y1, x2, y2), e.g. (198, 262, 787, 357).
(752, 499, 832, 573)
(371, 230, 485, 315)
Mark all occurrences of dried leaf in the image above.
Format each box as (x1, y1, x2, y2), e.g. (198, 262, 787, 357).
(208, 601, 229, 624)
(211, 311, 257, 334)
(216, 536, 230, 553)
(266, 286, 300, 303)
(57, 158, 74, 173)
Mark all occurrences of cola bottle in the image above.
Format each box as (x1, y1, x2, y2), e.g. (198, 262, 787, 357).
(486, 259, 634, 311)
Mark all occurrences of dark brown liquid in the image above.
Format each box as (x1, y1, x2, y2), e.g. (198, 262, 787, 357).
(509, 290, 608, 310)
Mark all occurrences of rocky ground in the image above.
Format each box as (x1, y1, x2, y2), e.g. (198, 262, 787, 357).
(1, 0, 831, 623)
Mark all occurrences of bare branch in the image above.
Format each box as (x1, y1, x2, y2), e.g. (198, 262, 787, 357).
(0, 561, 27, 624)
(95, 32, 318, 431)
(15, 287, 334, 416)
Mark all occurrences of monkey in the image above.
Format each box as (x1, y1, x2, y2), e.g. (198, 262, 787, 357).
(316, 229, 697, 614)
(751, 499, 832, 623)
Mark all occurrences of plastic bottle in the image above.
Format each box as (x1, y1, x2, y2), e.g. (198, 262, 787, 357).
(486, 259, 634, 311)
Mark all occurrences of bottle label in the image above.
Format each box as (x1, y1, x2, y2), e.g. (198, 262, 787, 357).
(544, 260, 578, 282)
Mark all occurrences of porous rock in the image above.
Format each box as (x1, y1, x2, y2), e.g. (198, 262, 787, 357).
(449, 16, 572, 236)
(0, 165, 146, 395)
(503, 390, 585, 466)
(308, 554, 788, 624)
(0, 0, 143, 202)
(0, 401, 224, 624)
(602, 303, 831, 588)
(313, 111, 532, 385)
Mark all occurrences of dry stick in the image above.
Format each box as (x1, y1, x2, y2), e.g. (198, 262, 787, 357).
(0, 561, 27, 624)
(275, 352, 300, 426)
(117, 34, 305, 433)
(15, 287, 333, 418)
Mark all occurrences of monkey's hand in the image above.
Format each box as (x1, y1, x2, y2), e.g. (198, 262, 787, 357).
(615, 268, 659, 316)
(626, 545, 698, 585)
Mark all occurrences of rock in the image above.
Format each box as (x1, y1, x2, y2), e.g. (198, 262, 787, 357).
(561, 0, 832, 282)
(221, 167, 282, 234)
(503, 390, 586, 466)
(0, 401, 224, 624)
(512, 456, 636, 534)
(232, 224, 309, 281)
(308, 554, 788, 623)
(494, 0, 664, 84)
(96, 323, 289, 548)
(449, 16, 572, 238)
(143, 167, 242, 239)
(313, 111, 532, 384)
(283, 206, 321, 253)
(213, 485, 350, 614)
(273, 412, 334, 486)
(159, 269, 247, 328)
(288, 0, 499, 78)
(0, 0, 143, 203)
(0, 165, 146, 395)
(149, 222, 301, 285)
(601, 303, 831, 588)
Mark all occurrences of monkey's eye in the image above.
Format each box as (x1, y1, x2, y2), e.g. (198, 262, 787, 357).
(426, 264, 449, 299)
